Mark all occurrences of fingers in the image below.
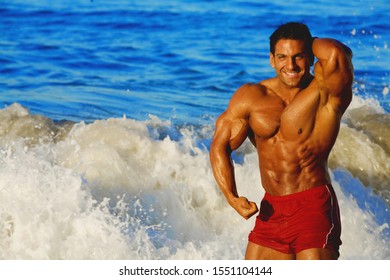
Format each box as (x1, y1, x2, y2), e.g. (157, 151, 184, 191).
(246, 202, 259, 219)
(239, 196, 252, 208)
(234, 197, 258, 220)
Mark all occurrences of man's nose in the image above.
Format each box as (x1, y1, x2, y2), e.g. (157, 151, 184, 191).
(286, 57, 297, 70)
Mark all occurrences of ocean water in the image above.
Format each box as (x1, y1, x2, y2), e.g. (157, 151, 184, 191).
(0, 0, 389, 260)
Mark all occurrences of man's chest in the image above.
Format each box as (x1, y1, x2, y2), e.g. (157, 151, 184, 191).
(248, 90, 321, 141)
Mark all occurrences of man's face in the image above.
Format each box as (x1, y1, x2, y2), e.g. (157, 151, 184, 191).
(270, 39, 311, 88)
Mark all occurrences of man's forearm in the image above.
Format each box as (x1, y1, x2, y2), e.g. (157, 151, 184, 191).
(210, 146, 258, 219)
(210, 146, 238, 204)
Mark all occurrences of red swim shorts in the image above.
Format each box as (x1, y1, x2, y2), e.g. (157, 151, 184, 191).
(248, 185, 342, 255)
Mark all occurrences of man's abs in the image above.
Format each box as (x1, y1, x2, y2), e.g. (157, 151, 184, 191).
(256, 136, 331, 196)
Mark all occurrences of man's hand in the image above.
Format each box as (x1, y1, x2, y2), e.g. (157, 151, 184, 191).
(230, 196, 259, 220)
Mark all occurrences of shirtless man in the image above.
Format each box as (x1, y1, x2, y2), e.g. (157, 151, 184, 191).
(209, 22, 353, 260)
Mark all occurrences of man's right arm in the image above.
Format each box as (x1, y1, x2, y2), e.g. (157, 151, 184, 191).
(209, 86, 258, 219)
(210, 113, 239, 203)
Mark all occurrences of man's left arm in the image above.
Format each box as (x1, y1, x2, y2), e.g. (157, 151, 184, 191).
(312, 38, 354, 113)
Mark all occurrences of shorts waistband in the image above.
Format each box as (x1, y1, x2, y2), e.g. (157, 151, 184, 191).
(263, 184, 333, 202)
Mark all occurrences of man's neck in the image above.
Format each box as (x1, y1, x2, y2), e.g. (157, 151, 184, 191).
(275, 75, 314, 104)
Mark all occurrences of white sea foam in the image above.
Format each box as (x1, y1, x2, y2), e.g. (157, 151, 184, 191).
(347, 94, 385, 113)
(0, 103, 389, 259)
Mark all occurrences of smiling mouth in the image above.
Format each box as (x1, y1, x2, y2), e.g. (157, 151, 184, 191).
(283, 71, 300, 78)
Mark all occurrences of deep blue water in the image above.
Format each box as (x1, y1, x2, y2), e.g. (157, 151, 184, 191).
(1, 0, 389, 124)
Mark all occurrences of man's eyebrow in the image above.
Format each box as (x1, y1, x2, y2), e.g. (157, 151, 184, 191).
(275, 51, 306, 57)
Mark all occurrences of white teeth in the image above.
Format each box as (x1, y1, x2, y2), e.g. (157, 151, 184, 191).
(285, 72, 298, 77)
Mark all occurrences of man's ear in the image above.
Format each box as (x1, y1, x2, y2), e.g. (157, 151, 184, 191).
(270, 52, 275, 68)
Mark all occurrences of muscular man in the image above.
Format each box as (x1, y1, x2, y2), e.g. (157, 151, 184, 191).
(210, 22, 353, 260)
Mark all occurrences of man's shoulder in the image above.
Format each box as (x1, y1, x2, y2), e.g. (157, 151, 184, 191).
(234, 82, 268, 98)
(224, 82, 270, 118)
(240, 82, 267, 91)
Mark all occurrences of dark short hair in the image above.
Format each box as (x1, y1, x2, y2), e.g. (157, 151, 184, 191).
(270, 22, 314, 65)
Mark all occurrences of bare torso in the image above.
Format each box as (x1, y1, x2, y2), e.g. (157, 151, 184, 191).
(229, 79, 343, 195)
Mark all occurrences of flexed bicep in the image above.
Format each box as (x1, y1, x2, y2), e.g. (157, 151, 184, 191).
(229, 117, 250, 150)
(313, 38, 353, 112)
(212, 109, 250, 151)
(314, 39, 353, 89)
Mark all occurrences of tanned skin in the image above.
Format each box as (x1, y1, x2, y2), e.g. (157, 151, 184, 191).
(210, 37, 353, 260)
